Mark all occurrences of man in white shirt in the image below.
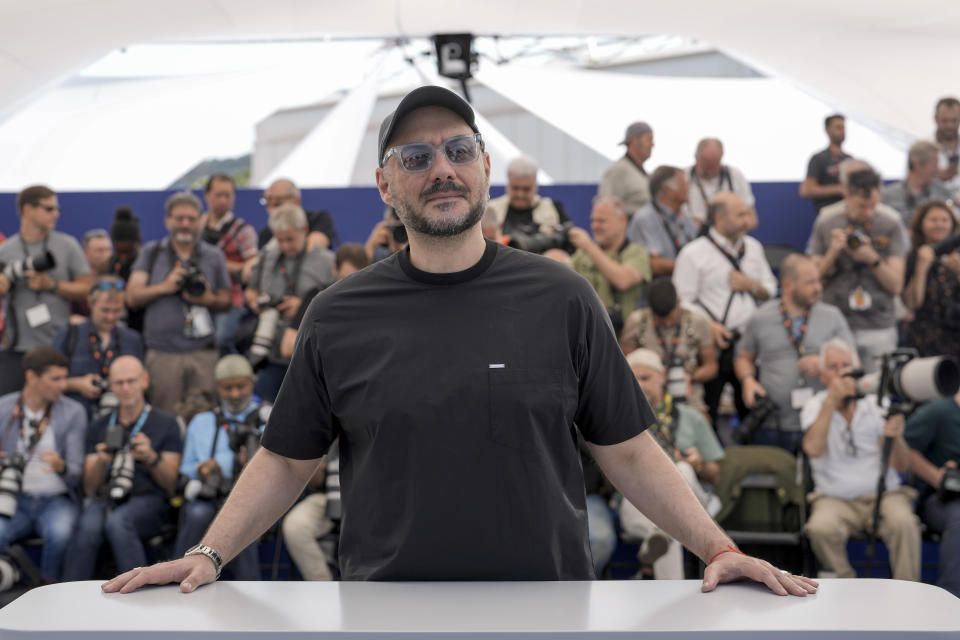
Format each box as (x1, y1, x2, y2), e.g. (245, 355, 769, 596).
(685, 138, 755, 226)
(673, 192, 777, 426)
(800, 338, 920, 581)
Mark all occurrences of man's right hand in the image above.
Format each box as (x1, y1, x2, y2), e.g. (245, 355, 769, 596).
(102, 556, 217, 594)
(93, 442, 113, 466)
(937, 460, 959, 489)
(741, 377, 767, 409)
(78, 374, 104, 400)
(163, 265, 187, 295)
(710, 321, 732, 350)
(916, 245, 937, 269)
(827, 228, 847, 257)
(197, 459, 220, 480)
(826, 374, 857, 409)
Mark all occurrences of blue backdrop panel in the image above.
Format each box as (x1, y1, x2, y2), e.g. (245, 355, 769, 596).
(0, 182, 816, 252)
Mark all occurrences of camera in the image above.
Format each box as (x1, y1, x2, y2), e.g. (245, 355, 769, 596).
(941, 466, 960, 496)
(103, 422, 127, 455)
(388, 221, 408, 245)
(178, 263, 206, 297)
(506, 221, 575, 255)
(0, 453, 26, 519)
(846, 229, 870, 250)
(932, 233, 960, 258)
(0, 251, 57, 284)
(0, 554, 19, 592)
(228, 410, 265, 468)
(735, 396, 778, 445)
(850, 349, 960, 412)
(93, 377, 119, 420)
(108, 448, 135, 503)
(248, 295, 281, 369)
(665, 355, 687, 403)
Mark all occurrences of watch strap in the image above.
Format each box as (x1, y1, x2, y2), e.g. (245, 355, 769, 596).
(184, 543, 223, 579)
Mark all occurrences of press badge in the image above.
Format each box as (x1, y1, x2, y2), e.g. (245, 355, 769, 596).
(185, 306, 213, 339)
(25, 303, 51, 328)
(791, 387, 814, 410)
(849, 286, 872, 312)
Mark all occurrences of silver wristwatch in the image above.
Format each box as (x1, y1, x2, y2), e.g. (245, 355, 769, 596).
(184, 543, 223, 580)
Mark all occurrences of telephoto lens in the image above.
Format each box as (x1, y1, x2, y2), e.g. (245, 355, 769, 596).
(108, 450, 136, 503)
(248, 299, 281, 369)
(0, 454, 26, 519)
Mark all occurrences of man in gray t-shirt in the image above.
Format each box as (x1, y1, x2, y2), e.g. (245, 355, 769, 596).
(245, 204, 335, 402)
(0, 186, 93, 396)
(735, 255, 853, 453)
(126, 192, 231, 414)
(627, 165, 698, 276)
(807, 168, 906, 373)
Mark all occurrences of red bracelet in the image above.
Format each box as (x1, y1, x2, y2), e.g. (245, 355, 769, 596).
(708, 546, 745, 565)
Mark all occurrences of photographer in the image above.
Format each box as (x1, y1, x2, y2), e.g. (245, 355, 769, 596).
(0, 347, 85, 585)
(800, 338, 920, 581)
(809, 167, 907, 373)
(485, 155, 570, 238)
(62, 356, 181, 580)
(106, 207, 144, 333)
(933, 97, 960, 196)
(244, 204, 335, 402)
(125, 192, 231, 414)
(52, 276, 144, 419)
(734, 254, 853, 453)
(620, 278, 716, 416)
(619, 348, 724, 579)
(626, 166, 696, 276)
(901, 200, 960, 358)
(673, 192, 777, 427)
(173, 356, 264, 580)
(364, 206, 408, 263)
(881, 141, 954, 226)
(0, 186, 94, 397)
(570, 196, 651, 336)
(904, 386, 960, 598)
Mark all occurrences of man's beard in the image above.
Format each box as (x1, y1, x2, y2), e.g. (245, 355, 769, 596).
(393, 180, 488, 238)
(222, 395, 252, 415)
(173, 231, 197, 245)
(792, 289, 816, 310)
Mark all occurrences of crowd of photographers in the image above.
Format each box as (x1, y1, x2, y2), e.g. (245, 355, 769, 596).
(0, 95, 957, 597)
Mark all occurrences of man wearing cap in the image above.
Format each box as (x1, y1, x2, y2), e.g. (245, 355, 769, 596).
(599, 122, 654, 215)
(105, 86, 817, 598)
(172, 355, 265, 580)
(62, 356, 181, 581)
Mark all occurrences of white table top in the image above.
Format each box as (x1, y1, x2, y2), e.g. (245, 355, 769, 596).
(0, 579, 957, 638)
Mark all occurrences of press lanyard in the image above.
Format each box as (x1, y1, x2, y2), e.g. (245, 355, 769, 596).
(88, 327, 119, 378)
(275, 251, 305, 296)
(779, 303, 811, 357)
(3, 396, 53, 459)
(654, 318, 681, 362)
(108, 403, 151, 440)
(690, 167, 732, 206)
(651, 201, 684, 255)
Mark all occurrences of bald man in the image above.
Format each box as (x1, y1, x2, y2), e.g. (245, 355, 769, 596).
(62, 356, 182, 580)
(673, 192, 777, 426)
(685, 138, 754, 224)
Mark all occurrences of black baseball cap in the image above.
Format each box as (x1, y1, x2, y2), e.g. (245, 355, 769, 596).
(377, 85, 479, 168)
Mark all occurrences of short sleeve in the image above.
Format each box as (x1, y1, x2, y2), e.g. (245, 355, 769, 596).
(156, 413, 183, 453)
(806, 154, 822, 180)
(800, 392, 825, 431)
(66, 238, 91, 279)
(886, 219, 908, 257)
(690, 311, 713, 348)
(308, 211, 340, 248)
(571, 285, 656, 446)
(209, 248, 231, 291)
(808, 219, 827, 256)
(624, 245, 651, 282)
(85, 415, 109, 454)
(904, 401, 939, 454)
(131, 241, 157, 275)
(261, 297, 337, 459)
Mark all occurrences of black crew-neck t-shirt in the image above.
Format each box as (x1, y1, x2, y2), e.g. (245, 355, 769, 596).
(262, 240, 655, 581)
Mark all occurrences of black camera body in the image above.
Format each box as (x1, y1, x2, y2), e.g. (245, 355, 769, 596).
(847, 229, 870, 250)
(506, 221, 575, 255)
(104, 422, 126, 455)
(736, 397, 778, 445)
(388, 221, 408, 245)
(0, 250, 57, 284)
(941, 466, 960, 496)
(178, 264, 206, 297)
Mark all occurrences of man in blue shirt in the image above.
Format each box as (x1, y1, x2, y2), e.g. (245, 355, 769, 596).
(172, 355, 264, 580)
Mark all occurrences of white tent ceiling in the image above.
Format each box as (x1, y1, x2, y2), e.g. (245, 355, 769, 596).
(2, 0, 957, 142)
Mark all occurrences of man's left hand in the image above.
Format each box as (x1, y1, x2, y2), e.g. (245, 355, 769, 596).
(847, 243, 879, 265)
(277, 296, 302, 320)
(566, 227, 592, 251)
(729, 270, 753, 293)
(702, 551, 819, 596)
(24, 270, 55, 293)
(129, 432, 156, 464)
(38, 450, 65, 474)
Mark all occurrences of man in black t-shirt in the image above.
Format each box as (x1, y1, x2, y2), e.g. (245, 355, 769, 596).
(105, 86, 818, 597)
(801, 114, 851, 214)
(63, 356, 182, 580)
(485, 155, 570, 240)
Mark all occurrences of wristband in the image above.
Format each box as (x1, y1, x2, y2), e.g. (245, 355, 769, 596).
(708, 546, 744, 565)
(150, 452, 162, 468)
(48, 277, 59, 293)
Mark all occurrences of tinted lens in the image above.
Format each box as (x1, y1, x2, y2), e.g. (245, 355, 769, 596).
(443, 136, 479, 164)
(95, 281, 124, 291)
(399, 144, 435, 172)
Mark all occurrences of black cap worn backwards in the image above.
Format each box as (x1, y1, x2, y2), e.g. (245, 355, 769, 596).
(377, 85, 479, 168)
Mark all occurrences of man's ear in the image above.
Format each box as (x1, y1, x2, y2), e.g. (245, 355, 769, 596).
(375, 168, 394, 206)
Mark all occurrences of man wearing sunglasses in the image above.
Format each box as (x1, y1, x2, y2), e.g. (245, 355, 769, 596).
(0, 186, 94, 397)
(800, 337, 920, 581)
(52, 277, 144, 420)
(105, 86, 817, 598)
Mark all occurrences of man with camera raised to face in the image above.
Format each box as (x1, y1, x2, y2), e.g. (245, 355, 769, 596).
(0, 186, 94, 397)
(52, 276, 144, 420)
(800, 338, 920, 581)
(734, 254, 853, 454)
(243, 203, 335, 403)
(173, 355, 265, 581)
(62, 356, 181, 581)
(808, 167, 907, 374)
(569, 196, 651, 338)
(904, 386, 960, 597)
(0, 347, 85, 586)
(673, 192, 777, 428)
(125, 192, 232, 415)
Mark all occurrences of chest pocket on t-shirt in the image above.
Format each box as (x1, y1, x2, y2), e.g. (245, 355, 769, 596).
(488, 368, 563, 450)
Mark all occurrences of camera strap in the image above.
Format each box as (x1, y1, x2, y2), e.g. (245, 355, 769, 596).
(653, 318, 681, 363)
(779, 303, 811, 357)
(108, 403, 151, 440)
(690, 166, 733, 209)
(6, 396, 53, 460)
(274, 250, 306, 297)
(651, 201, 685, 256)
(87, 325, 119, 379)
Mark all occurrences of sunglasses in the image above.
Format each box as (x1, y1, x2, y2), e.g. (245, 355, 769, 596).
(90, 280, 125, 294)
(381, 133, 484, 172)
